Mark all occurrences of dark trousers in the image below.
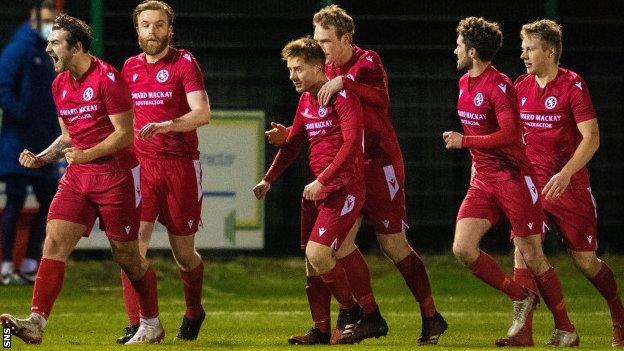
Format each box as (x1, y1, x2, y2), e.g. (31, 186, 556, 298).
(1, 174, 57, 263)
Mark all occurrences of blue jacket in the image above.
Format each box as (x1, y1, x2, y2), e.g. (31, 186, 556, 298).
(0, 22, 59, 178)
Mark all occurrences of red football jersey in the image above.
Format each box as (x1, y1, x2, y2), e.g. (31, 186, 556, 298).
(515, 68, 596, 188)
(326, 46, 404, 176)
(265, 89, 364, 193)
(122, 47, 205, 159)
(456, 65, 532, 181)
(51, 56, 136, 173)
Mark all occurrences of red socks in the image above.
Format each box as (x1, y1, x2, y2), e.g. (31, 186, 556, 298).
(127, 265, 159, 319)
(589, 262, 624, 326)
(395, 251, 436, 318)
(121, 269, 141, 326)
(180, 261, 204, 320)
(320, 262, 357, 311)
(123, 262, 204, 322)
(469, 251, 528, 301)
(31, 258, 65, 319)
(513, 268, 537, 332)
(513, 268, 538, 294)
(306, 276, 331, 333)
(337, 249, 378, 314)
(535, 267, 574, 332)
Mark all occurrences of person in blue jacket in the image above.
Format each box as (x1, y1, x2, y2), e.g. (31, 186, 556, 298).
(0, 0, 59, 285)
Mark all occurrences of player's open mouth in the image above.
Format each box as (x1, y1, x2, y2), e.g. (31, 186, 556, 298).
(50, 55, 59, 63)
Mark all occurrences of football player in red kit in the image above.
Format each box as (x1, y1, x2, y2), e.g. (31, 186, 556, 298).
(0, 14, 163, 345)
(254, 37, 388, 345)
(496, 19, 624, 347)
(116, 0, 211, 343)
(266, 5, 447, 345)
(445, 17, 578, 347)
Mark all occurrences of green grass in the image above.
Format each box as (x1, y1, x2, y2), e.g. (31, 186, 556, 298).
(1, 253, 622, 350)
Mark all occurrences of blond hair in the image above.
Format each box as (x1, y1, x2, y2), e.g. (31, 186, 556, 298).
(312, 4, 354, 39)
(521, 19, 562, 63)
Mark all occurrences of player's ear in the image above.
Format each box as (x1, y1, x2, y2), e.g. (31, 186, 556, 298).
(467, 47, 475, 58)
(340, 33, 351, 45)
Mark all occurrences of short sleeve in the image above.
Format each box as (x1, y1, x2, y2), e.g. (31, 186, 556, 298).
(490, 81, 518, 119)
(179, 51, 205, 94)
(100, 70, 132, 115)
(569, 79, 596, 123)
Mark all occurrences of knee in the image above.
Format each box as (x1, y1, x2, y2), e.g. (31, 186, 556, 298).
(174, 250, 201, 272)
(452, 241, 476, 264)
(572, 254, 601, 277)
(517, 245, 542, 267)
(378, 236, 411, 263)
(42, 233, 68, 259)
(112, 246, 140, 270)
(305, 245, 331, 273)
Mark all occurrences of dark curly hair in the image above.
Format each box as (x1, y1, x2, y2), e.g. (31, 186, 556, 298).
(456, 17, 503, 62)
(52, 13, 92, 52)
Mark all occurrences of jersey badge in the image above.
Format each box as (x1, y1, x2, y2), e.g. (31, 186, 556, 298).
(156, 69, 169, 83)
(83, 87, 94, 101)
(545, 96, 557, 109)
(318, 105, 327, 118)
(473, 92, 484, 106)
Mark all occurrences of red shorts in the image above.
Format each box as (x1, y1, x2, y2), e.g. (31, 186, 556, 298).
(458, 175, 545, 238)
(139, 157, 202, 235)
(361, 160, 408, 234)
(47, 166, 140, 241)
(300, 184, 365, 250)
(542, 186, 598, 251)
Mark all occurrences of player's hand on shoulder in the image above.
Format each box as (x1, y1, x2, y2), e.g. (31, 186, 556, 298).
(252, 180, 271, 200)
(18, 149, 43, 168)
(303, 179, 324, 201)
(62, 147, 92, 165)
(265, 122, 288, 147)
(318, 76, 344, 106)
(139, 121, 173, 139)
(442, 131, 463, 149)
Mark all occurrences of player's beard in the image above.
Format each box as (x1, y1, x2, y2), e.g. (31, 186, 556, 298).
(457, 56, 472, 71)
(139, 35, 170, 56)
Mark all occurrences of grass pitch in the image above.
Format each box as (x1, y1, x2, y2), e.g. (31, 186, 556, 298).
(0, 253, 622, 350)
